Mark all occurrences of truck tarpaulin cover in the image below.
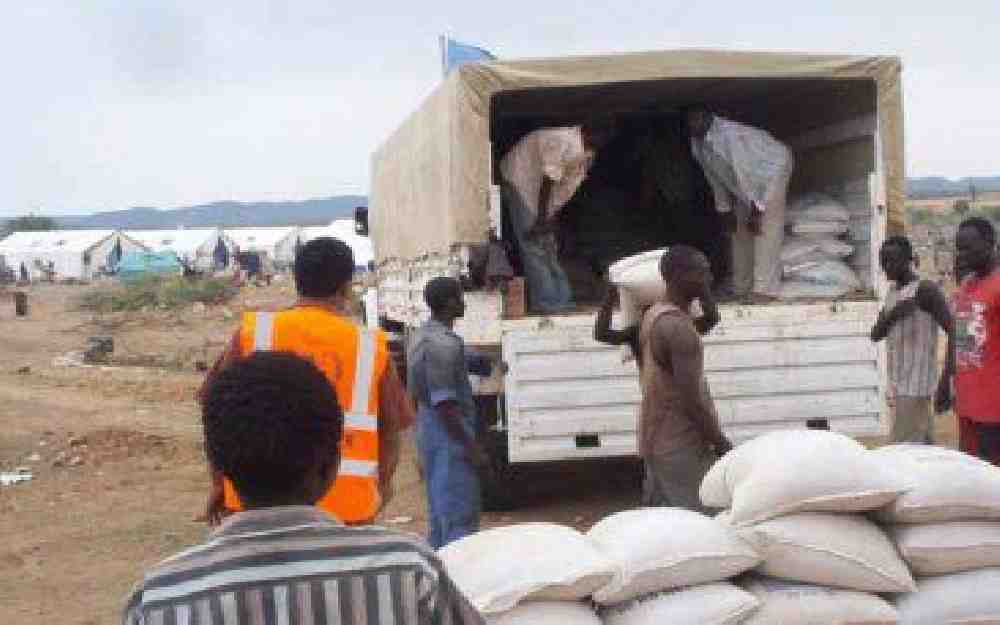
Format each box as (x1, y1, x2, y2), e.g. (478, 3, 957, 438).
(370, 49, 903, 263)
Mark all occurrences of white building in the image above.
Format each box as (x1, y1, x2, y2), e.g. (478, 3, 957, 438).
(225, 227, 303, 270)
(125, 228, 234, 271)
(0, 230, 148, 281)
(300, 220, 374, 271)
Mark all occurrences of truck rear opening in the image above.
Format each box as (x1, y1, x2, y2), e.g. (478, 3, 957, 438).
(490, 76, 881, 312)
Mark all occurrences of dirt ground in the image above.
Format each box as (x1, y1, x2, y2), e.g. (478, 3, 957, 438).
(0, 282, 642, 625)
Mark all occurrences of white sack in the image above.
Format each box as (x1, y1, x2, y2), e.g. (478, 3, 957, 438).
(437, 523, 615, 614)
(894, 568, 1000, 625)
(780, 236, 855, 265)
(873, 444, 1000, 523)
(779, 280, 856, 300)
(790, 221, 850, 236)
(600, 583, 759, 625)
(486, 602, 601, 625)
(788, 193, 851, 223)
(783, 258, 861, 288)
(700, 430, 908, 525)
(587, 508, 761, 605)
(889, 521, 1000, 575)
(740, 575, 899, 625)
(725, 512, 916, 593)
(609, 248, 666, 330)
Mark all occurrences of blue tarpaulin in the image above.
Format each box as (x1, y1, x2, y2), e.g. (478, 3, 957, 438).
(118, 251, 182, 280)
(441, 36, 495, 76)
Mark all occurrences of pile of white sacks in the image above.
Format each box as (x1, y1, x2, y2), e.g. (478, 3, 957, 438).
(438, 430, 1000, 625)
(780, 193, 861, 300)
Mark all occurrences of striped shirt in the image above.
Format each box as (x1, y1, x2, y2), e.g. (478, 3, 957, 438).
(885, 279, 939, 398)
(122, 506, 484, 625)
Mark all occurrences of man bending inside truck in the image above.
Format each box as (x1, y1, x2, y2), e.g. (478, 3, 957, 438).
(686, 105, 794, 302)
(500, 117, 615, 313)
(638, 245, 732, 511)
(870, 235, 954, 443)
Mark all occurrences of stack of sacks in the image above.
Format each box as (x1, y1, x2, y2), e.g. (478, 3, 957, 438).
(438, 523, 615, 624)
(587, 508, 762, 623)
(701, 430, 915, 622)
(780, 193, 860, 300)
(872, 445, 1000, 624)
(739, 576, 899, 625)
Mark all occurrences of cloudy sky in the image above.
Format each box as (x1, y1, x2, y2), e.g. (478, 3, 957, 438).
(2, 1, 996, 217)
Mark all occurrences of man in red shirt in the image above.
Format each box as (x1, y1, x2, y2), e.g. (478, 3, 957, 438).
(943, 217, 1000, 464)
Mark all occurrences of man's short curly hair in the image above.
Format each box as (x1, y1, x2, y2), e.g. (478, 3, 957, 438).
(201, 352, 343, 503)
(294, 237, 355, 298)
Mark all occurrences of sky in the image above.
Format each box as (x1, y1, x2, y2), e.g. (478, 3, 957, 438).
(2, 1, 997, 217)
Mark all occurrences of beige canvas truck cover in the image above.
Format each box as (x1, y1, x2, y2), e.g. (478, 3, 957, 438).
(370, 49, 903, 264)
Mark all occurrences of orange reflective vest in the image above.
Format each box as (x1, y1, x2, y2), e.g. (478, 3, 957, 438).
(223, 306, 389, 523)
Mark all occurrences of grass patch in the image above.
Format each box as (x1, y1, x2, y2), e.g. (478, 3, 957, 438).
(77, 275, 238, 313)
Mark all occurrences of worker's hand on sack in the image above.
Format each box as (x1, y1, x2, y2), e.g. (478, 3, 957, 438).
(602, 284, 620, 309)
(713, 435, 734, 457)
(748, 201, 765, 235)
(934, 377, 953, 414)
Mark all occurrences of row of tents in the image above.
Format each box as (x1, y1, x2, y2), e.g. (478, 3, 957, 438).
(0, 222, 373, 282)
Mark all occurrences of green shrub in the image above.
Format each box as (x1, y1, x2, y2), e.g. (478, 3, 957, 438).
(78, 275, 237, 312)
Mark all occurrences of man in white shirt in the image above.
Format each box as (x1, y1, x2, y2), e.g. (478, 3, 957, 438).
(686, 106, 794, 301)
(500, 119, 614, 313)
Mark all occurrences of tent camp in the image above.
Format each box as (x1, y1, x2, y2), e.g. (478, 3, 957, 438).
(0, 230, 148, 281)
(300, 220, 374, 271)
(125, 228, 233, 272)
(225, 227, 302, 270)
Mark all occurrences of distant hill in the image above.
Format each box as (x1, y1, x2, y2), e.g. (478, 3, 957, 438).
(906, 177, 1000, 199)
(55, 196, 367, 229)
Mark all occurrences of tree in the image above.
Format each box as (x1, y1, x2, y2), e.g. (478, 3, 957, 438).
(4, 215, 57, 232)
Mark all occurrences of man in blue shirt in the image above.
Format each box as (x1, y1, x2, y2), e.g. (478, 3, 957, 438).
(407, 277, 492, 549)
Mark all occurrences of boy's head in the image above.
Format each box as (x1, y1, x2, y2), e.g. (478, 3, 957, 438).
(660, 245, 712, 301)
(879, 235, 915, 282)
(424, 276, 465, 320)
(957, 217, 997, 277)
(201, 352, 343, 507)
(294, 237, 355, 299)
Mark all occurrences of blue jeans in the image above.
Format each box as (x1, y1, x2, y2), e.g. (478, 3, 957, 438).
(416, 416, 481, 549)
(503, 183, 573, 313)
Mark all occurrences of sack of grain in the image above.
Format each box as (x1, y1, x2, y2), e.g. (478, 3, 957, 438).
(895, 568, 1000, 625)
(873, 444, 1000, 523)
(437, 523, 616, 614)
(790, 221, 850, 236)
(700, 430, 908, 525)
(788, 193, 851, 224)
(608, 248, 666, 330)
(780, 236, 855, 266)
(723, 512, 916, 593)
(486, 602, 601, 625)
(740, 575, 899, 625)
(587, 508, 761, 605)
(600, 583, 759, 625)
(889, 521, 1000, 575)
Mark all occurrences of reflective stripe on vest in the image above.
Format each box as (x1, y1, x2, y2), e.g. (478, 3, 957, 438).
(253, 312, 275, 351)
(339, 459, 379, 478)
(344, 330, 377, 434)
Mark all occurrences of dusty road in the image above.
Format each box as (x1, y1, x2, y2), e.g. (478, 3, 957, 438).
(0, 283, 641, 625)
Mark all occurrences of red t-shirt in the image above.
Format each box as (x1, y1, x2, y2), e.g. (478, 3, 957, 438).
(953, 268, 1000, 422)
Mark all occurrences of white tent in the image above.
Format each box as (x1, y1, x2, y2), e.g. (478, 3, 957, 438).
(125, 228, 234, 271)
(224, 227, 302, 269)
(300, 220, 374, 270)
(0, 230, 148, 281)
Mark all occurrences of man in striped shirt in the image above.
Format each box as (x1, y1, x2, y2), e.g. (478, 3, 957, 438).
(124, 352, 483, 625)
(870, 236, 954, 443)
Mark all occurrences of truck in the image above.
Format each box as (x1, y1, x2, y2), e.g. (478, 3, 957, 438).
(365, 49, 905, 508)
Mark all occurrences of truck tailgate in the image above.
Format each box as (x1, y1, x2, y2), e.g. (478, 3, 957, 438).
(501, 302, 885, 463)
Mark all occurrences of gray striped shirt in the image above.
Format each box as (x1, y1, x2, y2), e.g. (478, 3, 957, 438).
(885, 279, 940, 398)
(122, 507, 483, 625)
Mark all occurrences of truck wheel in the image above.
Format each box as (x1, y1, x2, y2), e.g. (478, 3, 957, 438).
(481, 427, 516, 512)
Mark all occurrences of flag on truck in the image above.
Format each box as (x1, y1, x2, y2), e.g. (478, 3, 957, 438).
(441, 35, 495, 76)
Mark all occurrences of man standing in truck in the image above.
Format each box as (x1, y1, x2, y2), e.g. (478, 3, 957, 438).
(870, 236, 954, 443)
(500, 118, 615, 313)
(942, 218, 1000, 465)
(686, 105, 794, 302)
(638, 246, 732, 511)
